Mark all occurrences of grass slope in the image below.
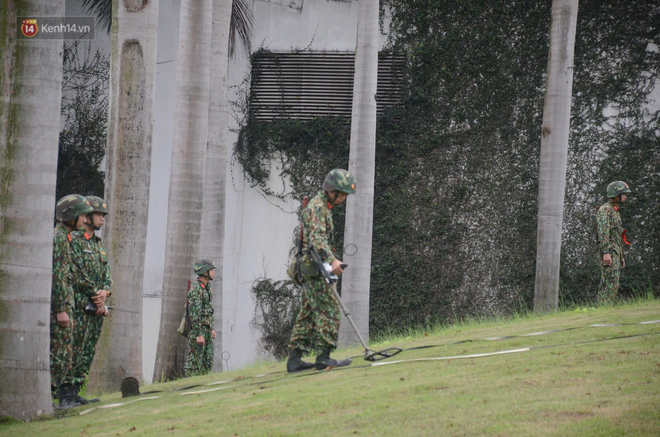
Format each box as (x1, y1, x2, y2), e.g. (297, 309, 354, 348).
(2, 299, 660, 436)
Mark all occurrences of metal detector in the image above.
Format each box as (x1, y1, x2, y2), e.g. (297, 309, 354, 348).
(309, 248, 403, 362)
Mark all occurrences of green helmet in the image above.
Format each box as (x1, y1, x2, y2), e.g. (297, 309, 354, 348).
(322, 169, 356, 195)
(194, 258, 216, 276)
(86, 196, 109, 215)
(56, 194, 93, 222)
(606, 181, 632, 198)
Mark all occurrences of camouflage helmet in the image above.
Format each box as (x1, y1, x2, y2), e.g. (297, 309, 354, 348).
(606, 181, 632, 198)
(56, 194, 93, 222)
(86, 195, 109, 215)
(193, 258, 216, 276)
(322, 169, 356, 195)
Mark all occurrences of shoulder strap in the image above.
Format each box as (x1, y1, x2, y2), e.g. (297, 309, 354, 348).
(185, 280, 191, 313)
(297, 196, 309, 255)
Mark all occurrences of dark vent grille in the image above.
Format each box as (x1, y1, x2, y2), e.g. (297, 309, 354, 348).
(250, 51, 403, 120)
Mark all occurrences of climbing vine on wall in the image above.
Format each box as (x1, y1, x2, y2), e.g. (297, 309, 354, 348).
(240, 0, 660, 343)
(250, 278, 303, 359)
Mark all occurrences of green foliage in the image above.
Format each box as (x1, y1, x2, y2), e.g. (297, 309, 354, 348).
(230, 0, 255, 58)
(56, 40, 109, 202)
(367, 0, 553, 332)
(81, 0, 112, 34)
(238, 1, 660, 338)
(81, 0, 255, 58)
(249, 278, 302, 359)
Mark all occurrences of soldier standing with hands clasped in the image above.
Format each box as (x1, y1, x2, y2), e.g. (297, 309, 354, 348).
(287, 169, 356, 373)
(51, 195, 92, 409)
(596, 181, 632, 303)
(184, 259, 218, 377)
(69, 195, 112, 404)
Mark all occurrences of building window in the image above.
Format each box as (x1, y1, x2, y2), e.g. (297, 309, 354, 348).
(250, 51, 403, 120)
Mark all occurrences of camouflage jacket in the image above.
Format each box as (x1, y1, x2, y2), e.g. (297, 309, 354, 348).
(188, 279, 214, 338)
(52, 223, 74, 314)
(302, 191, 337, 264)
(596, 201, 624, 257)
(70, 229, 112, 309)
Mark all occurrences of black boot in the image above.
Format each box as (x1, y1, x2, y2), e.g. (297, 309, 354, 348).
(72, 383, 100, 404)
(315, 347, 352, 371)
(55, 384, 83, 410)
(287, 348, 316, 373)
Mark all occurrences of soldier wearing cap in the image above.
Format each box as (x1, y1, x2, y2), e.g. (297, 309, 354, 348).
(69, 195, 112, 404)
(596, 181, 632, 303)
(286, 169, 356, 373)
(184, 259, 218, 377)
(51, 194, 92, 409)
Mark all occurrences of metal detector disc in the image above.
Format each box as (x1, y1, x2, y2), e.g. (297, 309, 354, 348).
(365, 347, 403, 362)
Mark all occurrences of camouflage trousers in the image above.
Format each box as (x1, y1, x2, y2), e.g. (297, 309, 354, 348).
(71, 309, 104, 385)
(289, 276, 340, 353)
(50, 313, 74, 396)
(185, 328, 214, 377)
(598, 252, 621, 304)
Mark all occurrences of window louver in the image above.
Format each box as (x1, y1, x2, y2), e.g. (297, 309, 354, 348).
(250, 51, 403, 120)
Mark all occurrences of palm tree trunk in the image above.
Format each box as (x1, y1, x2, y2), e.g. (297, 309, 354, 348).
(87, 0, 160, 393)
(534, 0, 579, 314)
(153, 0, 214, 381)
(340, 0, 379, 346)
(202, 0, 232, 373)
(0, 0, 64, 419)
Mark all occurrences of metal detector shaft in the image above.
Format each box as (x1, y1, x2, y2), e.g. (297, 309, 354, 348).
(329, 282, 370, 352)
(329, 275, 403, 362)
(309, 247, 403, 361)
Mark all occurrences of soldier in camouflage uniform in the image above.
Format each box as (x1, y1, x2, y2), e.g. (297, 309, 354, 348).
(185, 259, 217, 377)
(51, 194, 92, 409)
(287, 169, 356, 373)
(596, 181, 632, 303)
(70, 196, 112, 404)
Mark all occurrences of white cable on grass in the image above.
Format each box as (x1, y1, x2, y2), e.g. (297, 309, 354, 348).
(180, 386, 232, 395)
(372, 347, 531, 367)
(79, 396, 161, 415)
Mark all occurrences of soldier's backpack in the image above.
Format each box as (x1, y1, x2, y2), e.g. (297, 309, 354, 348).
(287, 253, 304, 286)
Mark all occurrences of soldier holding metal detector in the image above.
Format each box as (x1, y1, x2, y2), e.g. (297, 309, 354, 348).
(287, 169, 356, 373)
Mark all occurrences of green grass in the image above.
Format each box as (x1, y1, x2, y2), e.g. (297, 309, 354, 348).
(3, 299, 660, 436)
